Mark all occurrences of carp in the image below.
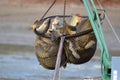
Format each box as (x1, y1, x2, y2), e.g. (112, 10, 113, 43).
(32, 15, 97, 70)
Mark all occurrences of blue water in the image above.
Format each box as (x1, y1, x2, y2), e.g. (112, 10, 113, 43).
(0, 46, 101, 80)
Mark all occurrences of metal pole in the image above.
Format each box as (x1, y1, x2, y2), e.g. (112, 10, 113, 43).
(53, 36, 65, 80)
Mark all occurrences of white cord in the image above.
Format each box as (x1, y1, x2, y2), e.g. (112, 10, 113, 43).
(97, 0, 120, 44)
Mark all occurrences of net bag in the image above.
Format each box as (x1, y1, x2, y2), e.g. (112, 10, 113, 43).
(32, 15, 97, 70)
(64, 19, 97, 64)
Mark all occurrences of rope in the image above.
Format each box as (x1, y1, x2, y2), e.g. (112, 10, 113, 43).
(40, 0, 57, 20)
(96, 0, 120, 44)
(63, 0, 67, 34)
(65, 29, 93, 39)
(63, 0, 66, 22)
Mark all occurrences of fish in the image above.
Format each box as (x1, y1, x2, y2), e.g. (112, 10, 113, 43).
(32, 19, 51, 35)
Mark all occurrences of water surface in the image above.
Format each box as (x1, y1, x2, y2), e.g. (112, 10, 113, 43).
(0, 44, 101, 80)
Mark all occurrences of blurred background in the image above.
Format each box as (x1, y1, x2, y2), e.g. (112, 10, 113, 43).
(0, 0, 120, 80)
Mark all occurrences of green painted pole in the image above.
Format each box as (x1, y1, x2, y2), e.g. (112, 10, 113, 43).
(82, 0, 111, 80)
